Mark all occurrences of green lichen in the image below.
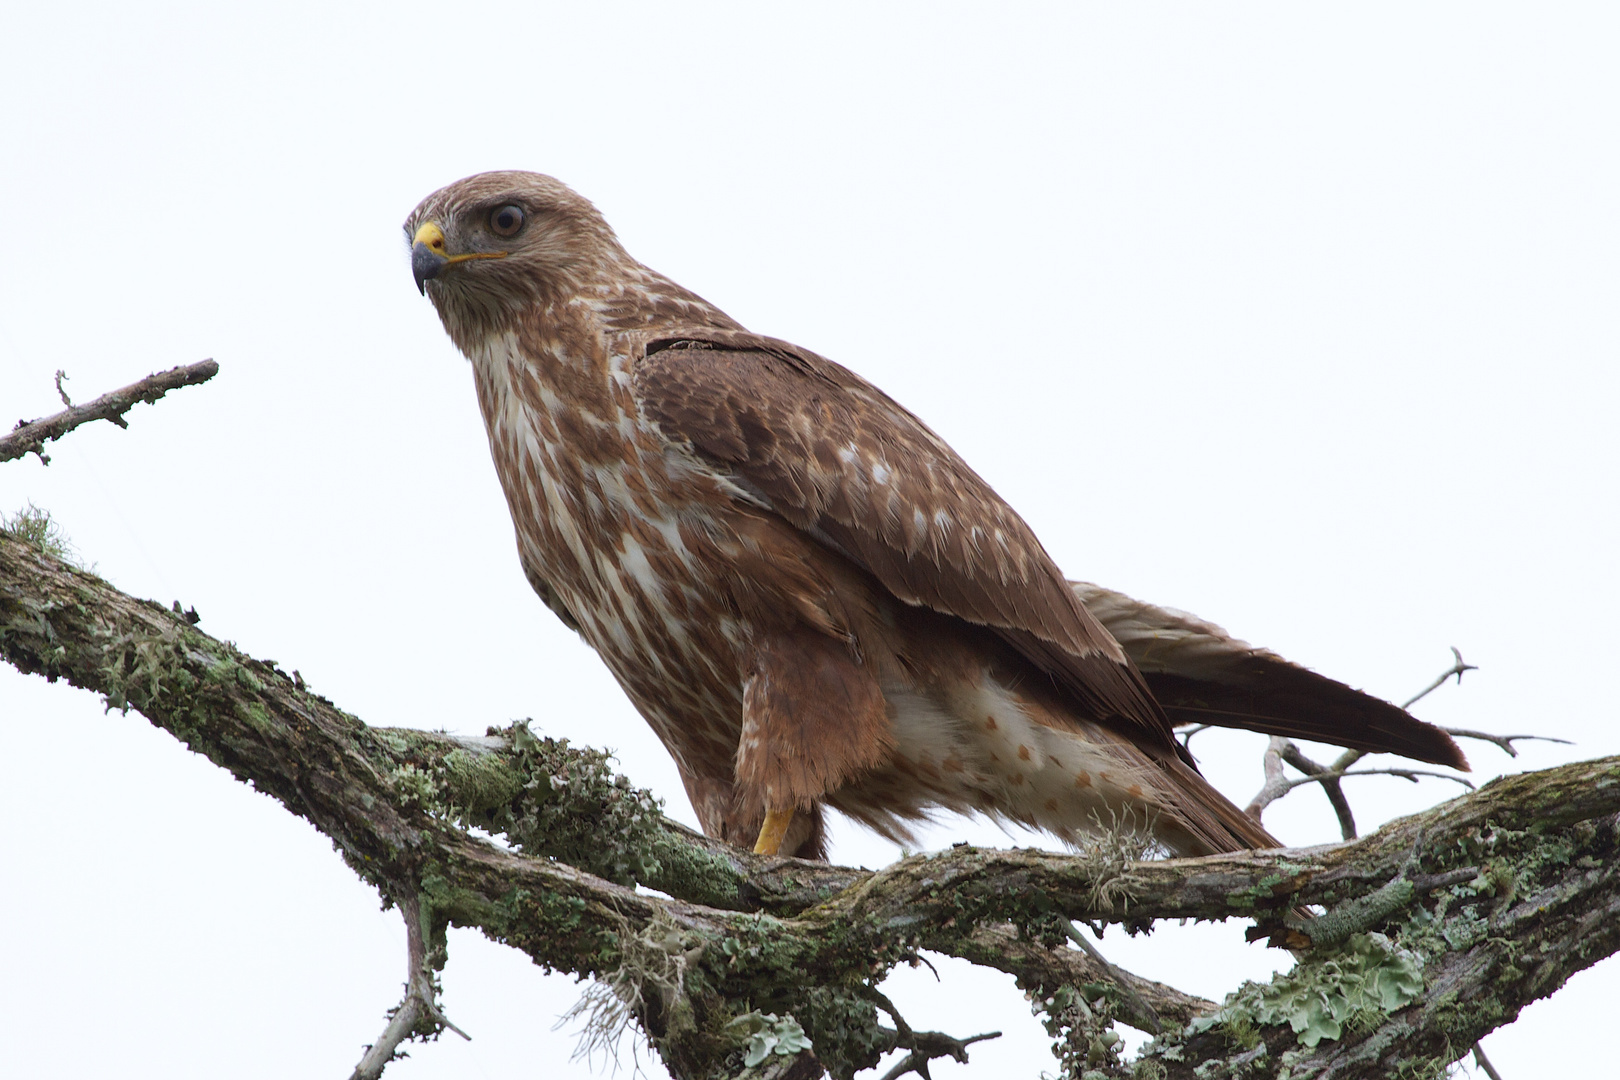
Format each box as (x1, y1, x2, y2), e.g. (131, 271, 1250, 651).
(442, 748, 523, 813)
(450, 721, 668, 887)
(1300, 877, 1417, 947)
(1, 595, 70, 672)
(787, 987, 886, 1080)
(1033, 982, 1128, 1079)
(1224, 863, 1312, 914)
(390, 762, 440, 810)
(1166, 932, 1425, 1053)
(723, 1010, 814, 1068)
(98, 623, 185, 714)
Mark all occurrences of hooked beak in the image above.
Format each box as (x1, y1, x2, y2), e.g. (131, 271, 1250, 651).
(411, 221, 508, 295)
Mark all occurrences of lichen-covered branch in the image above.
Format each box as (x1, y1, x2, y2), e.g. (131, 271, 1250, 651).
(3, 527, 1618, 1080)
(1, 360, 219, 464)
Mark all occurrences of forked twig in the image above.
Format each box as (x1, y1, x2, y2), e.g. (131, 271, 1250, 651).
(1249, 649, 1484, 830)
(1401, 646, 1477, 709)
(1178, 724, 1213, 754)
(350, 894, 469, 1080)
(862, 987, 1000, 1080)
(1440, 726, 1572, 759)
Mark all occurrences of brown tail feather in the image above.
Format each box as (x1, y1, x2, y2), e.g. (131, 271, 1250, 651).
(1072, 581, 1469, 771)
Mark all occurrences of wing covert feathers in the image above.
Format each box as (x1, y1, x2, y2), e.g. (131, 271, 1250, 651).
(633, 334, 1181, 753)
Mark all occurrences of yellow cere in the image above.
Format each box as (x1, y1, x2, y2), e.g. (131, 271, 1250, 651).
(413, 221, 449, 252)
(413, 220, 508, 265)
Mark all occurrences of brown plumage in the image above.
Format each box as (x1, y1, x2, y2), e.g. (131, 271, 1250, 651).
(405, 171, 1466, 861)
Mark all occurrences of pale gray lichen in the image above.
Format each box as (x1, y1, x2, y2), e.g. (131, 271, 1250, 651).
(723, 1010, 814, 1068)
(1145, 931, 1425, 1063)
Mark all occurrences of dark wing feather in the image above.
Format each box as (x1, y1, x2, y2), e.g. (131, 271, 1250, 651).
(631, 333, 1180, 754)
(1072, 580, 1469, 770)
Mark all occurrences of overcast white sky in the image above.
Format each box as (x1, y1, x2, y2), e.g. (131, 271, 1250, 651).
(2, 3, 1616, 1078)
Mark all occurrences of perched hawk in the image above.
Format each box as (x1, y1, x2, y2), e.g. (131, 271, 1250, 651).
(406, 171, 1465, 860)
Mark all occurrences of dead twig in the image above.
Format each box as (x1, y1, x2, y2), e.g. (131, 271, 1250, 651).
(1246, 736, 1294, 820)
(1250, 736, 1472, 822)
(1249, 649, 1483, 831)
(1178, 723, 1213, 755)
(1276, 765, 1473, 794)
(1280, 743, 1359, 840)
(1440, 727, 1572, 758)
(860, 988, 1001, 1080)
(1472, 1041, 1505, 1080)
(2, 360, 219, 464)
(1401, 646, 1477, 709)
(877, 1029, 1001, 1080)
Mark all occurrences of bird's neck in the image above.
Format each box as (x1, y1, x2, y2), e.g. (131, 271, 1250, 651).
(459, 261, 746, 456)
(578, 261, 748, 338)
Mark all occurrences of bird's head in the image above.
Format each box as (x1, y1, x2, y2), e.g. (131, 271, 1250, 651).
(404, 171, 625, 342)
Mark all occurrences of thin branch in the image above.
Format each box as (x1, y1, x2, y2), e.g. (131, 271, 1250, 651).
(1441, 727, 1573, 759)
(1282, 743, 1359, 840)
(853, 988, 1001, 1080)
(1275, 765, 1474, 795)
(876, 1028, 1001, 1080)
(1062, 921, 1161, 1034)
(956, 924, 1218, 1033)
(1178, 723, 1213, 754)
(1, 360, 219, 464)
(1249, 737, 1472, 824)
(1472, 1042, 1505, 1080)
(1401, 646, 1477, 709)
(1246, 736, 1293, 820)
(1250, 649, 1483, 833)
(350, 894, 470, 1080)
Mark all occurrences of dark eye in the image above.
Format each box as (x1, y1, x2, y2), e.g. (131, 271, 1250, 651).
(489, 204, 525, 237)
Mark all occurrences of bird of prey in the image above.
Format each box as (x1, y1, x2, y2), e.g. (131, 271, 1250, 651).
(406, 171, 1465, 861)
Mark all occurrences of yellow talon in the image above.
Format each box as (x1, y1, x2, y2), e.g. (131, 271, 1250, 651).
(753, 807, 795, 855)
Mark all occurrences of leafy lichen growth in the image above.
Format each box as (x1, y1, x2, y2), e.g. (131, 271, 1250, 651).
(1151, 932, 1425, 1058)
(787, 986, 886, 1080)
(1033, 981, 1128, 1079)
(722, 1010, 814, 1068)
(458, 721, 668, 886)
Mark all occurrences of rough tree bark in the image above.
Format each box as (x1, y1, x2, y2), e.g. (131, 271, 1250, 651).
(3, 529, 1616, 1079)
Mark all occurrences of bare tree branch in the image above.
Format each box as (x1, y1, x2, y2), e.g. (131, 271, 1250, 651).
(349, 895, 470, 1080)
(1401, 646, 1477, 710)
(1281, 742, 1359, 840)
(1441, 727, 1573, 758)
(1473, 1042, 1506, 1080)
(1, 360, 218, 464)
(1248, 650, 1487, 836)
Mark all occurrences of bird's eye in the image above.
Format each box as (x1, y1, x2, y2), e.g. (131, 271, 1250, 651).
(489, 205, 525, 237)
